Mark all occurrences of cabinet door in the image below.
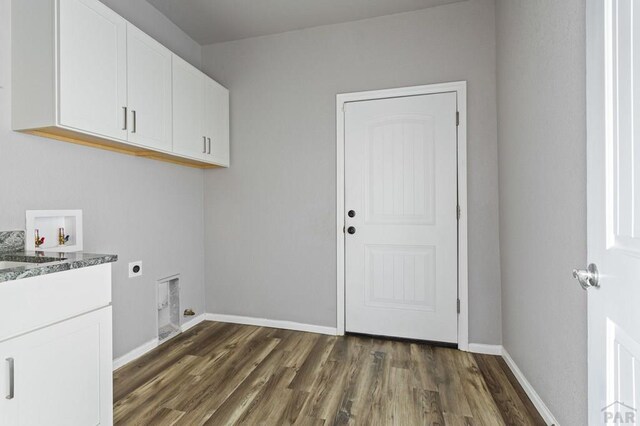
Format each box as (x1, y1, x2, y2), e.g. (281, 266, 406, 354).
(126, 24, 172, 151)
(58, 0, 127, 141)
(172, 55, 206, 160)
(0, 307, 113, 426)
(204, 78, 230, 166)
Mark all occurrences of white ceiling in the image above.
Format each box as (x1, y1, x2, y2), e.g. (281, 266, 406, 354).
(146, 0, 466, 45)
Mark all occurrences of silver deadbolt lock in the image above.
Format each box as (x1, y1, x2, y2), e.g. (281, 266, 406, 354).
(572, 263, 599, 290)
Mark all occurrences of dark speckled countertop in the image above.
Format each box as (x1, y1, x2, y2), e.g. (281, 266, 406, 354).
(0, 231, 117, 283)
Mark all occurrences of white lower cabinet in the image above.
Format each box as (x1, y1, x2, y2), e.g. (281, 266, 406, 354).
(0, 307, 113, 426)
(0, 264, 114, 426)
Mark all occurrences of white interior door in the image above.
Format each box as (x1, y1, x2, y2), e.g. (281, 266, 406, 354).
(587, 0, 640, 424)
(58, 0, 127, 141)
(344, 92, 459, 343)
(126, 23, 172, 151)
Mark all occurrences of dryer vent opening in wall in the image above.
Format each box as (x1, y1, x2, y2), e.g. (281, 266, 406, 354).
(157, 276, 180, 343)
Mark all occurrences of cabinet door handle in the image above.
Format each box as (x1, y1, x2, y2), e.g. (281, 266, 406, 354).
(5, 358, 14, 400)
(131, 110, 137, 133)
(203, 136, 207, 153)
(122, 107, 127, 130)
(208, 137, 211, 154)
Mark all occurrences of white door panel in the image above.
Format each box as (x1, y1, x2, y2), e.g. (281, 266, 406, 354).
(345, 93, 458, 343)
(588, 0, 640, 423)
(58, 0, 127, 141)
(172, 55, 206, 160)
(126, 24, 172, 151)
(204, 79, 230, 166)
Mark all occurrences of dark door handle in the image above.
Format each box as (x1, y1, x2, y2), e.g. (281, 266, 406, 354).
(347, 226, 356, 235)
(348, 210, 356, 218)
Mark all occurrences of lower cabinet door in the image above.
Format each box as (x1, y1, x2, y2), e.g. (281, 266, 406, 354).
(0, 307, 113, 426)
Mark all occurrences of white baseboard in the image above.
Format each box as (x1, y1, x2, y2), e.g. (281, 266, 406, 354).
(112, 314, 205, 371)
(113, 338, 158, 371)
(181, 313, 206, 332)
(501, 348, 559, 426)
(111, 313, 335, 371)
(468, 343, 503, 355)
(205, 313, 337, 336)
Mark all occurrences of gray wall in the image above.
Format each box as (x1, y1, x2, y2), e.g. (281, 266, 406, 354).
(495, 1, 587, 424)
(100, 0, 201, 68)
(0, 0, 206, 358)
(201, 0, 503, 344)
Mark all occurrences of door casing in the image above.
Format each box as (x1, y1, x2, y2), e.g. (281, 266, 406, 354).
(336, 81, 468, 350)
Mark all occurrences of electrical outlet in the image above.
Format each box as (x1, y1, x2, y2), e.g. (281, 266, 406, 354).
(129, 261, 142, 278)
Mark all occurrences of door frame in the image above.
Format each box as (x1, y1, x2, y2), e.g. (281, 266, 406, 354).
(335, 81, 469, 350)
(585, 0, 603, 422)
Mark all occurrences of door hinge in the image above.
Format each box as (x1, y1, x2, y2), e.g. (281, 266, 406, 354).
(457, 299, 461, 314)
(343, 226, 345, 234)
(456, 111, 460, 126)
(457, 205, 461, 220)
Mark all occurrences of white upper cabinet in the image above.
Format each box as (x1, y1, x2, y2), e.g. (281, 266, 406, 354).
(205, 78, 230, 166)
(58, 0, 127, 141)
(126, 24, 173, 151)
(173, 55, 230, 166)
(172, 55, 206, 160)
(11, 0, 229, 169)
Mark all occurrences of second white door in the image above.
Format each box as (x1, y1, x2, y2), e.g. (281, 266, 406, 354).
(345, 92, 459, 343)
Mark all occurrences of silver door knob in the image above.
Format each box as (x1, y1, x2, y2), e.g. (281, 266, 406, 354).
(572, 263, 599, 290)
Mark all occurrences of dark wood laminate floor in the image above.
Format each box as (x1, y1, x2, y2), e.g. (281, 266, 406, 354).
(113, 321, 546, 425)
